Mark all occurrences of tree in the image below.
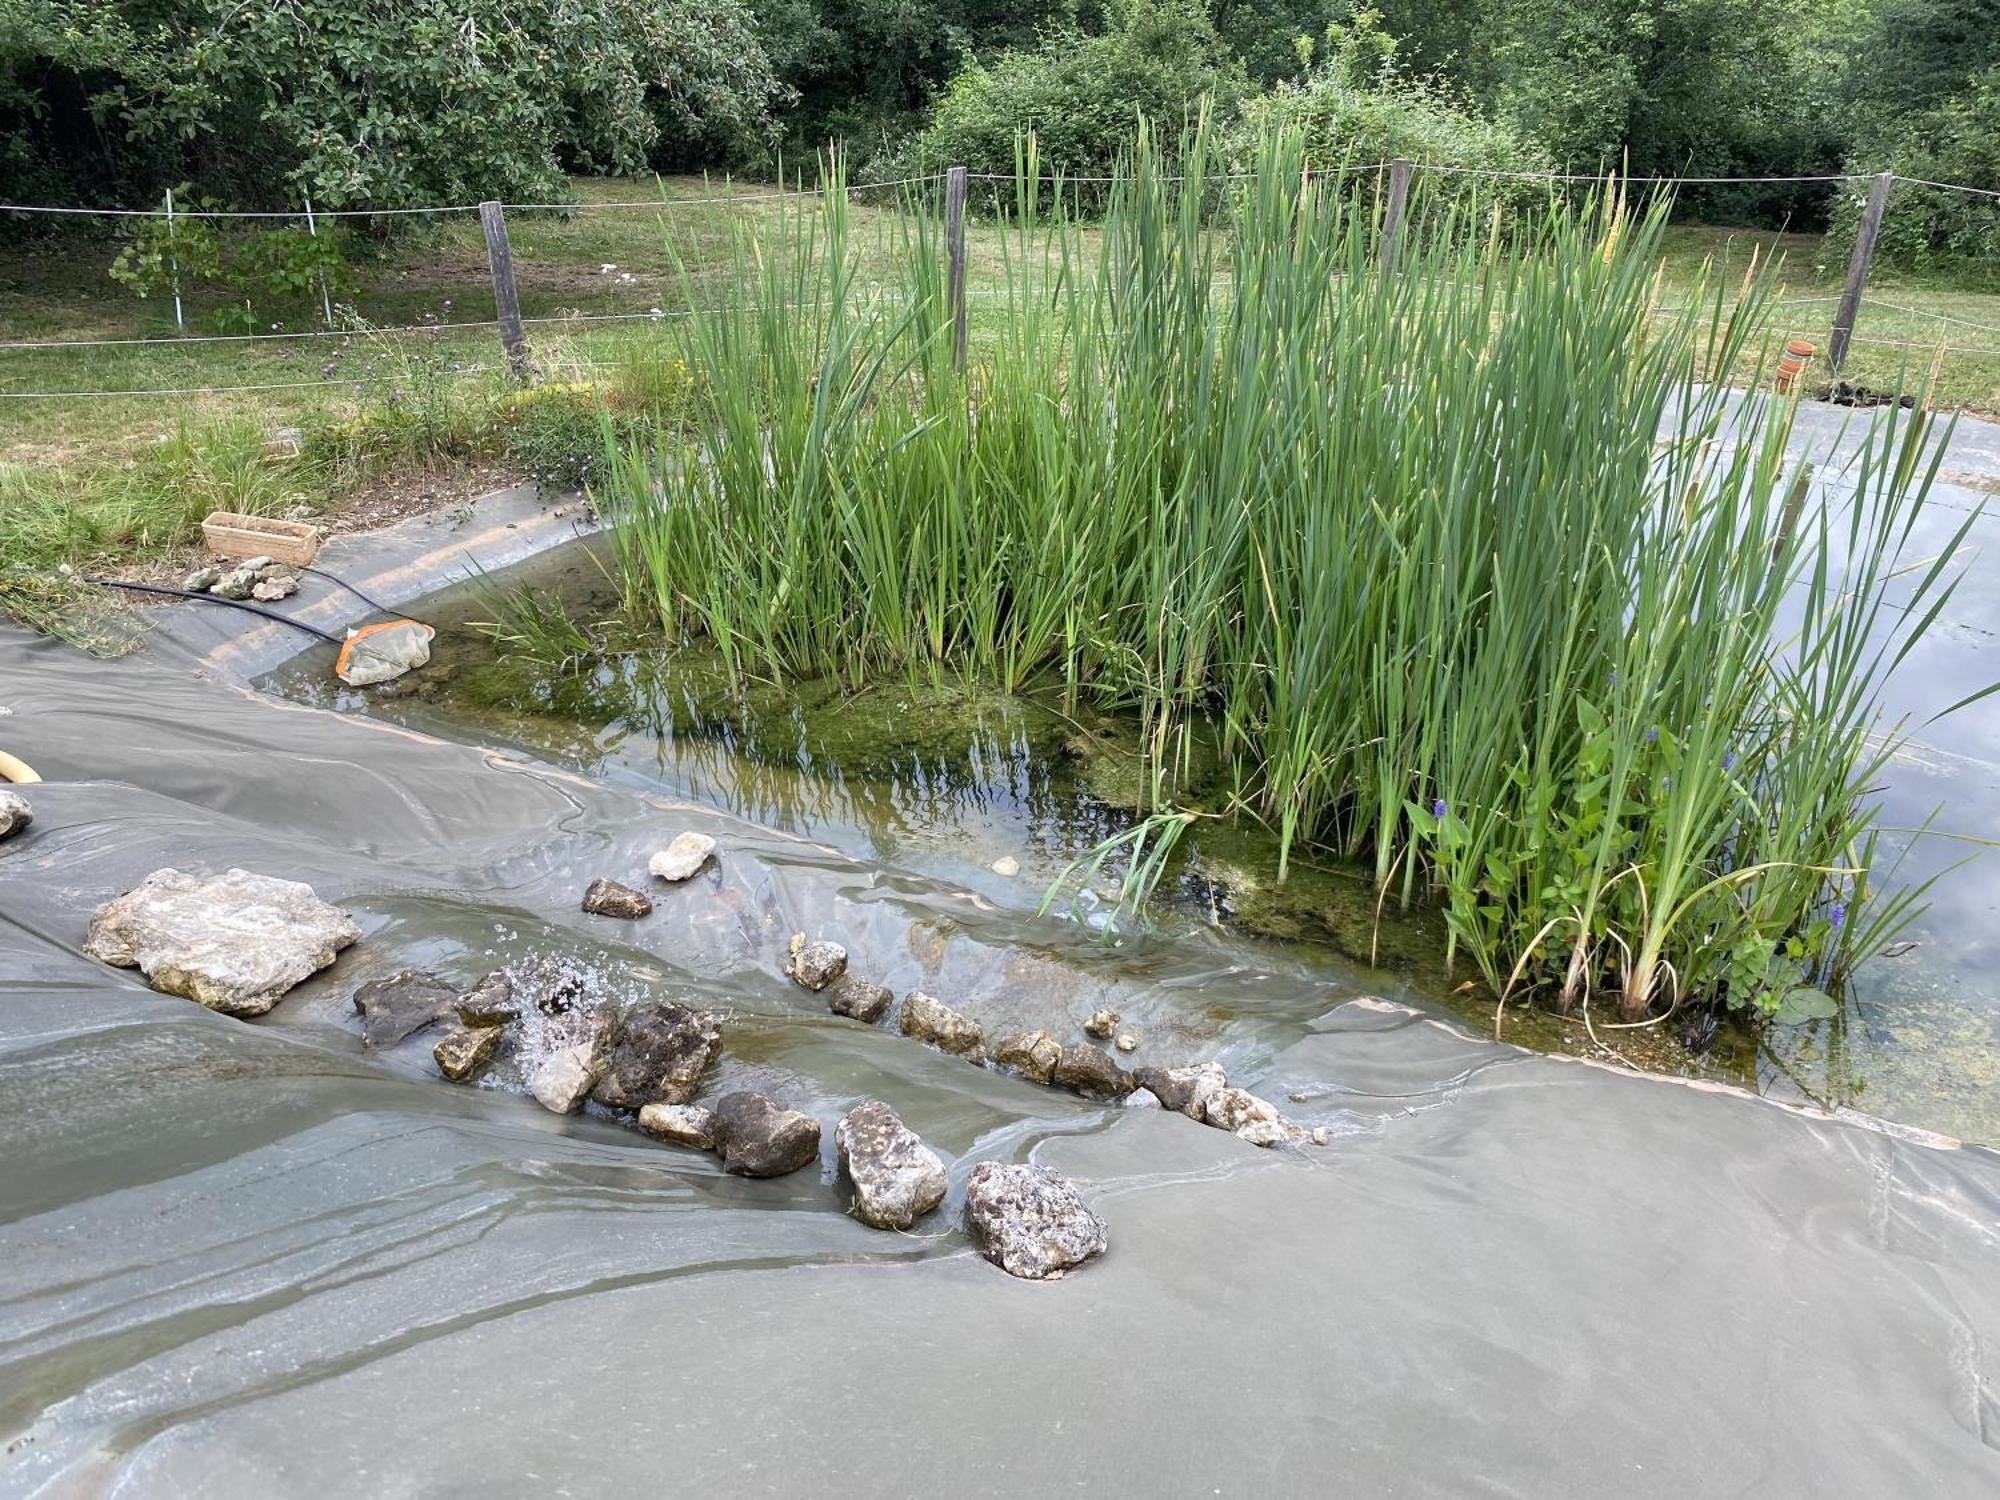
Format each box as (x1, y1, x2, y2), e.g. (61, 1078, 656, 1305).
(0, 0, 784, 210)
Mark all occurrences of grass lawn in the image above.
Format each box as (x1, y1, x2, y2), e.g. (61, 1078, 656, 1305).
(1653, 224, 2000, 415)
(4, 179, 1996, 471)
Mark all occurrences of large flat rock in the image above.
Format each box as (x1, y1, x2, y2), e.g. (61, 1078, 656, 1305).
(85, 866, 360, 1017)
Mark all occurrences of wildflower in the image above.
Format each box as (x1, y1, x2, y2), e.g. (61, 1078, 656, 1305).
(1721, 749, 1737, 771)
(1431, 798, 1447, 820)
(1645, 726, 1658, 743)
(322, 361, 336, 376)
(1829, 903, 1846, 930)
(442, 299, 453, 310)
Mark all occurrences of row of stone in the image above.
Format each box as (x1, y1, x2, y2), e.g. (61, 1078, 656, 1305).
(366, 951, 1106, 1279)
(786, 935, 1327, 1149)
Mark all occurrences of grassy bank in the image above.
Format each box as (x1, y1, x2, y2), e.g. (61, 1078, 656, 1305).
(529, 124, 1975, 1031)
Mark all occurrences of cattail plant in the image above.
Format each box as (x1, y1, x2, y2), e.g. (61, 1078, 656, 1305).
(583, 119, 1975, 1025)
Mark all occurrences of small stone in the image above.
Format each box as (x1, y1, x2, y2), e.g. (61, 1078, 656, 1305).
(994, 1029, 1061, 1085)
(352, 968, 460, 1049)
(0, 789, 32, 842)
(434, 1025, 506, 1082)
(964, 1162, 1107, 1280)
(1124, 1088, 1161, 1109)
(582, 877, 652, 919)
(899, 991, 985, 1061)
(1309, 1126, 1331, 1147)
(237, 555, 274, 572)
(710, 1092, 822, 1177)
(1235, 1119, 1292, 1148)
(529, 1040, 602, 1114)
(989, 856, 1021, 878)
(210, 563, 264, 600)
(1083, 1008, 1119, 1040)
(1204, 1085, 1285, 1141)
(836, 1100, 948, 1230)
(85, 867, 360, 1017)
(1289, 1091, 1311, 1103)
(785, 934, 848, 991)
(826, 973, 893, 1023)
(1052, 1043, 1133, 1100)
(638, 1102, 718, 1150)
(181, 566, 221, 593)
(1114, 1032, 1138, 1053)
(250, 574, 299, 602)
(590, 1001, 720, 1109)
(1135, 1062, 1227, 1120)
(648, 831, 717, 882)
(455, 970, 519, 1027)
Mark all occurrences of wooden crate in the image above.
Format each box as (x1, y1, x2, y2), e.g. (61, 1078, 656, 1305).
(201, 512, 322, 567)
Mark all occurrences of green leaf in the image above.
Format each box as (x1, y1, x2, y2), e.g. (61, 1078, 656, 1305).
(1771, 986, 1839, 1025)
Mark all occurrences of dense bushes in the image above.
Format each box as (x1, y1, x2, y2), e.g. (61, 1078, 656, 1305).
(0, 0, 783, 212)
(1827, 0, 2000, 272)
(880, 1, 1247, 193)
(1239, 14, 1553, 222)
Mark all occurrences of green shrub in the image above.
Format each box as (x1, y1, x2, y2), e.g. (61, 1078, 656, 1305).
(1828, 65, 2000, 276)
(878, 0, 1249, 205)
(107, 190, 360, 331)
(1239, 12, 1556, 229)
(494, 385, 619, 495)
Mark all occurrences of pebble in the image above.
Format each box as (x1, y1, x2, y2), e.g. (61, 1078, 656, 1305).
(649, 831, 717, 882)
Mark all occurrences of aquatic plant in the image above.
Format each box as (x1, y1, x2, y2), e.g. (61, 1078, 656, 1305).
(590, 119, 1979, 1024)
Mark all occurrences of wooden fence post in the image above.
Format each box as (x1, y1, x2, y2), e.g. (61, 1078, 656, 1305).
(945, 165, 968, 370)
(1380, 158, 1412, 265)
(479, 200, 530, 379)
(1828, 172, 1891, 373)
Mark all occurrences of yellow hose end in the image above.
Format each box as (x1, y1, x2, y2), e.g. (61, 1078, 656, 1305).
(0, 751, 41, 784)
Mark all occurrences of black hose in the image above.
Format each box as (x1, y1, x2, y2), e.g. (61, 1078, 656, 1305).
(300, 564, 427, 627)
(81, 576, 345, 644)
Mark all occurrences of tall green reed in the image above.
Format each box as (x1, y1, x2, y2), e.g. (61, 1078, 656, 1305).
(591, 120, 1970, 1023)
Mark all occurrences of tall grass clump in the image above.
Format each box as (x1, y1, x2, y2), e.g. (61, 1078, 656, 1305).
(596, 119, 1975, 1025)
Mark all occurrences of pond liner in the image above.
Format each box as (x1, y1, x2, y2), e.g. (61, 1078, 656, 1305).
(3, 623, 2000, 1496)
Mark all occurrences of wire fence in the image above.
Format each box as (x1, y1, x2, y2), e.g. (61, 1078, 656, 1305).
(3, 164, 1995, 406)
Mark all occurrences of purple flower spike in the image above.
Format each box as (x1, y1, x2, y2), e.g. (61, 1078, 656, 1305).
(1431, 798, 1447, 820)
(1721, 750, 1737, 772)
(1829, 903, 1846, 930)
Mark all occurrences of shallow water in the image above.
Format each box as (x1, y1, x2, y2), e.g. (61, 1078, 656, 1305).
(275, 399, 2000, 1146)
(5, 603, 2000, 1493)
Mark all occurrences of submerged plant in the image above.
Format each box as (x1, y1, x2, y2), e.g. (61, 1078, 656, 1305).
(585, 120, 1979, 1024)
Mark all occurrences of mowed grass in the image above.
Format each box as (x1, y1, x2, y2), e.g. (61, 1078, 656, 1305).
(3, 180, 1995, 467)
(0, 176, 1053, 464)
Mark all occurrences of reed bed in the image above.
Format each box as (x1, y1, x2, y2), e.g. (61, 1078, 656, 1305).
(591, 120, 1975, 1024)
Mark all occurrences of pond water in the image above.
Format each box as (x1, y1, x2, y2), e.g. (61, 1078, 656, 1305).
(270, 396, 2000, 1144)
(6, 404, 2000, 1493)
